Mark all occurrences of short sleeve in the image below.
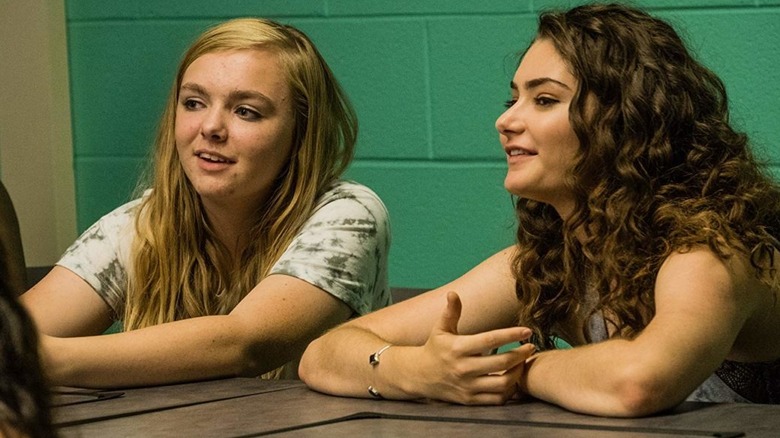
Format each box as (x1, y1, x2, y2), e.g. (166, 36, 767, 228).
(269, 181, 392, 315)
(56, 199, 139, 320)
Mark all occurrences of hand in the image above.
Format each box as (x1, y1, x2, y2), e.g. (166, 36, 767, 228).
(413, 291, 535, 405)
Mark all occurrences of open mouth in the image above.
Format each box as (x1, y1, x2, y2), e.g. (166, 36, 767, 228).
(507, 148, 536, 157)
(197, 152, 235, 164)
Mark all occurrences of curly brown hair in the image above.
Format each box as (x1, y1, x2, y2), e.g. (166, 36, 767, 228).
(512, 3, 780, 349)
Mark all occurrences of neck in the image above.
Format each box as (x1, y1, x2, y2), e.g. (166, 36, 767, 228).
(201, 197, 260, 260)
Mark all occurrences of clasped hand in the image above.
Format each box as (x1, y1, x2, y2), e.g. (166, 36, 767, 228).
(413, 291, 536, 405)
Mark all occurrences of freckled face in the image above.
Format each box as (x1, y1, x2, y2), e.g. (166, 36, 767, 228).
(175, 49, 295, 212)
(495, 39, 580, 218)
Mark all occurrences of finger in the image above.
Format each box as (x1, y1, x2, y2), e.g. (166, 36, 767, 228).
(451, 378, 522, 406)
(466, 371, 522, 395)
(460, 346, 529, 377)
(501, 345, 535, 398)
(458, 392, 511, 406)
(468, 347, 534, 401)
(461, 326, 532, 354)
(434, 291, 462, 335)
(430, 338, 534, 406)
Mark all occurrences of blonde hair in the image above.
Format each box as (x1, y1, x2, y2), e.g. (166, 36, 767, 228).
(124, 18, 357, 333)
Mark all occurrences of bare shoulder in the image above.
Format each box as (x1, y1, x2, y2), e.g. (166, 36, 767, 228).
(656, 246, 780, 361)
(657, 246, 769, 301)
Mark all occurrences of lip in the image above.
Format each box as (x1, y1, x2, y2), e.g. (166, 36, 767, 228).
(503, 144, 537, 161)
(194, 149, 236, 164)
(193, 149, 236, 172)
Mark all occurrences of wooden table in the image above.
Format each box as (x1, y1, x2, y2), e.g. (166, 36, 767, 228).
(52, 378, 777, 437)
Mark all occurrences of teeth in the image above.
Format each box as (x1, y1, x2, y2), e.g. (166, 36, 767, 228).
(199, 152, 228, 163)
(509, 149, 530, 156)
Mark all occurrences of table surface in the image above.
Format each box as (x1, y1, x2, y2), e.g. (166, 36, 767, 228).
(51, 378, 779, 437)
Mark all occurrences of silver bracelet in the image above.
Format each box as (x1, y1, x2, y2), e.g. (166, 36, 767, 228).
(368, 344, 392, 399)
(367, 385, 383, 399)
(369, 344, 392, 366)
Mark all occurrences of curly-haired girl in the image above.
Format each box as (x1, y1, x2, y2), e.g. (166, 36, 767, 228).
(300, 3, 780, 417)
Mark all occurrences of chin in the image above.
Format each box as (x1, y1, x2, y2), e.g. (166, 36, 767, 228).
(503, 179, 526, 198)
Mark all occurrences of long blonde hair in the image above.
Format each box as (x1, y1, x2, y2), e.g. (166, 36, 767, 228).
(124, 18, 357, 331)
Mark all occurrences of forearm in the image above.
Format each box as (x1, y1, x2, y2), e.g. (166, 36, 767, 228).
(301, 320, 534, 405)
(45, 315, 288, 388)
(299, 325, 424, 400)
(521, 340, 699, 417)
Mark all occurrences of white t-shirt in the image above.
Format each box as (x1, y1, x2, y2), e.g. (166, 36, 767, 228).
(58, 180, 392, 320)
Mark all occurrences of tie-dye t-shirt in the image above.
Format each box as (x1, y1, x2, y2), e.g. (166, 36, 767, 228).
(57, 180, 391, 320)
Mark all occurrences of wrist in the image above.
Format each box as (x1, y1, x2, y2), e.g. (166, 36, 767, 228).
(367, 344, 392, 398)
(369, 345, 423, 400)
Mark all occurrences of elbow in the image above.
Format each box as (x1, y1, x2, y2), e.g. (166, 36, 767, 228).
(608, 367, 684, 417)
(297, 338, 321, 386)
(611, 382, 664, 417)
(232, 343, 264, 377)
(235, 337, 290, 378)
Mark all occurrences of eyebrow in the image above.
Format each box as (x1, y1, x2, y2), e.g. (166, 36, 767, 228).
(179, 82, 275, 106)
(510, 77, 572, 91)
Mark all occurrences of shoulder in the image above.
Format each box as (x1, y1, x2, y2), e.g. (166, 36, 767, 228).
(657, 247, 757, 292)
(58, 195, 146, 272)
(68, 196, 144, 247)
(315, 180, 386, 212)
(654, 246, 768, 322)
(103, 196, 144, 221)
(309, 180, 389, 228)
(653, 246, 780, 362)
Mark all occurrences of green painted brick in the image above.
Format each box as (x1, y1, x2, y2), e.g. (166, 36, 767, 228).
(66, 0, 325, 20)
(532, 0, 582, 10)
(769, 165, 780, 181)
(534, 0, 755, 10)
(660, 9, 780, 162)
(66, 0, 141, 20)
(140, 0, 325, 19)
(627, 0, 756, 8)
(346, 161, 516, 288)
(428, 15, 537, 159)
(292, 18, 430, 159)
(74, 157, 145, 232)
(328, 0, 533, 15)
(64, 1, 780, 289)
(68, 21, 210, 157)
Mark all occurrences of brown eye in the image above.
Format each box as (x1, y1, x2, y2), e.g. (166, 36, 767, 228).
(181, 99, 203, 110)
(236, 107, 261, 120)
(534, 97, 558, 107)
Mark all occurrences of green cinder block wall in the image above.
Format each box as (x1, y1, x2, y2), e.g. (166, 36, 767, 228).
(65, 0, 780, 289)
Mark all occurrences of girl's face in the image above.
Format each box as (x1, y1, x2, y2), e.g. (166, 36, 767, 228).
(175, 49, 295, 213)
(496, 39, 581, 218)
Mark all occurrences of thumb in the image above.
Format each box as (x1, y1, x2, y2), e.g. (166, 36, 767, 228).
(434, 291, 462, 335)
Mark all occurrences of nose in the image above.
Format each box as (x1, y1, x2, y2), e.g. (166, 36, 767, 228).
(200, 108, 227, 142)
(495, 101, 523, 137)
